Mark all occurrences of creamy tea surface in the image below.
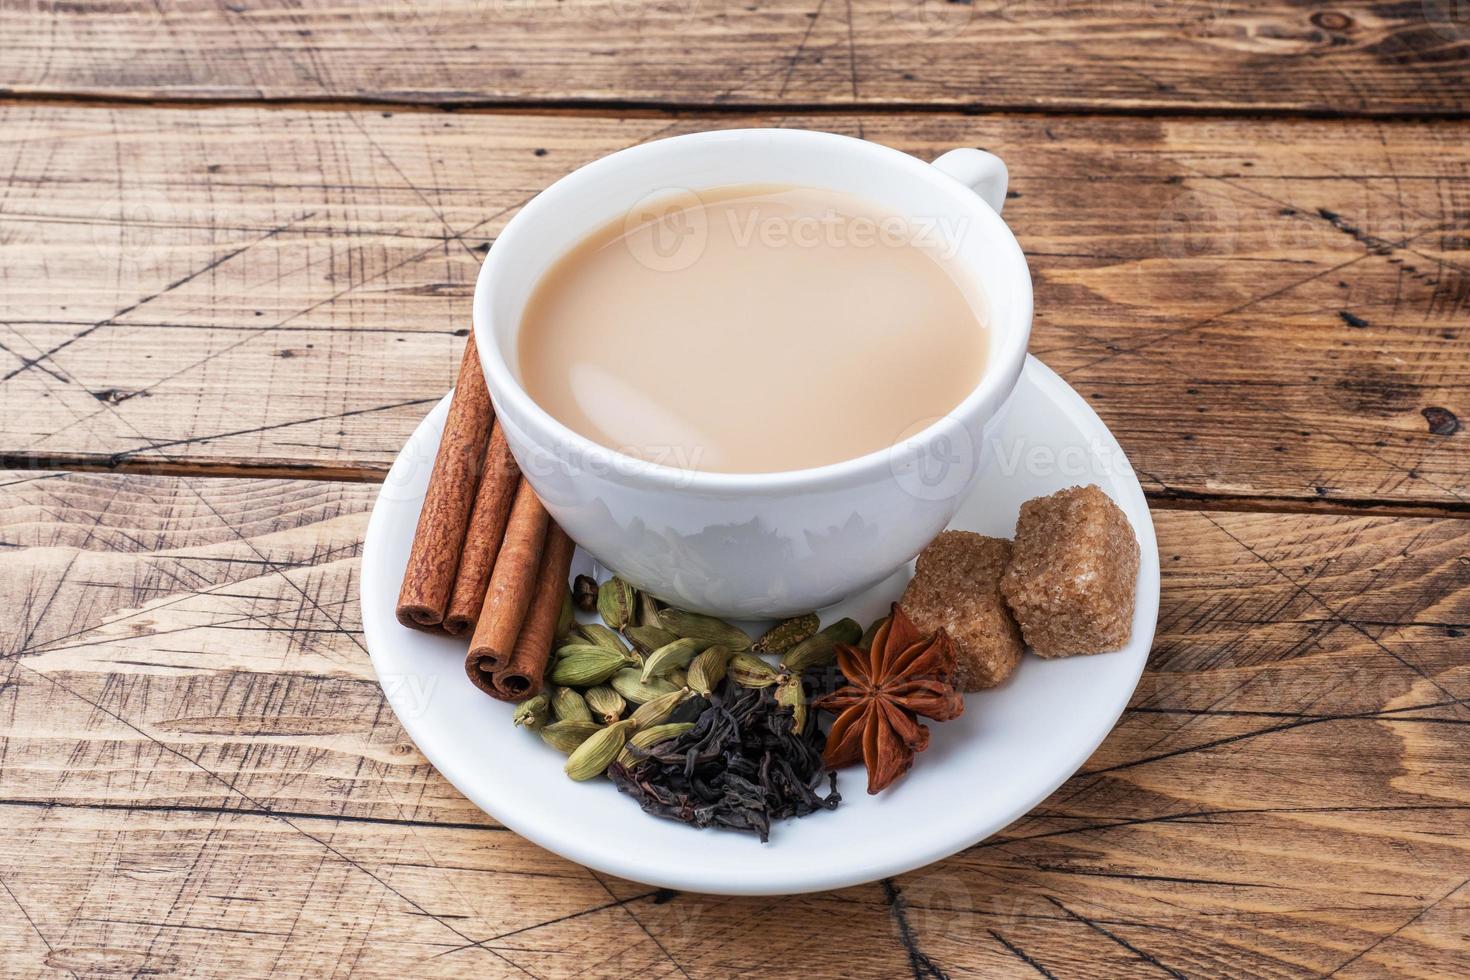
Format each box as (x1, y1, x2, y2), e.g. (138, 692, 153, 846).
(517, 184, 988, 473)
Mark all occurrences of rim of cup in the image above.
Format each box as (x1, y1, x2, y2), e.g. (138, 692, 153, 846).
(473, 128, 1032, 494)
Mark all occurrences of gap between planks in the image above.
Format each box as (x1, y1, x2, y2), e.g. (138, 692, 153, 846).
(6, 453, 1469, 522)
(6, 90, 1470, 124)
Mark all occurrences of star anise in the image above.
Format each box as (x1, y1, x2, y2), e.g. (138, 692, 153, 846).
(812, 603, 964, 794)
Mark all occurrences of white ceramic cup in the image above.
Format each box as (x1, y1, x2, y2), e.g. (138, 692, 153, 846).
(473, 129, 1031, 617)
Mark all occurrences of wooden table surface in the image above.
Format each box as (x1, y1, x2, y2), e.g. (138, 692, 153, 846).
(2, 2, 1468, 977)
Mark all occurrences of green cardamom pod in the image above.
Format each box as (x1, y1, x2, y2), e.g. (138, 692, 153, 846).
(658, 608, 752, 651)
(565, 720, 634, 780)
(776, 673, 808, 735)
(597, 577, 636, 630)
(630, 687, 692, 730)
(550, 647, 635, 687)
(728, 652, 780, 689)
(551, 686, 593, 723)
(583, 684, 626, 724)
(555, 588, 575, 640)
(686, 645, 733, 697)
(637, 591, 664, 629)
(616, 722, 694, 769)
(859, 615, 885, 651)
(577, 623, 631, 655)
(512, 692, 551, 731)
(540, 720, 601, 754)
(625, 624, 679, 656)
(754, 613, 819, 654)
(610, 667, 680, 705)
(640, 636, 707, 682)
(780, 617, 862, 673)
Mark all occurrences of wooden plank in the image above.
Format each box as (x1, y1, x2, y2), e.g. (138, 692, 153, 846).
(2, 470, 1468, 975)
(2, 0, 1468, 114)
(0, 805, 924, 979)
(2, 105, 1466, 507)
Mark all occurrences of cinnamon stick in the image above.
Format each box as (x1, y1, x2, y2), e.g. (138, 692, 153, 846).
(442, 421, 521, 635)
(465, 480, 550, 691)
(482, 523, 575, 701)
(396, 335, 493, 632)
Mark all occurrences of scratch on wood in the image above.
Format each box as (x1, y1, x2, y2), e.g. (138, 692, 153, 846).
(988, 929, 1056, 979)
(883, 879, 949, 980)
(1045, 896, 1186, 979)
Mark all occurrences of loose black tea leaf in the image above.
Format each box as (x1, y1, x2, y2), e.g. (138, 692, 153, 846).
(609, 679, 839, 842)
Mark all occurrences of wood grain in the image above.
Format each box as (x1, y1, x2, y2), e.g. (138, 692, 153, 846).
(2, 470, 1467, 976)
(5, 0, 1467, 974)
(1, 105, 1466, 508)
(1, 0, 1468, 114)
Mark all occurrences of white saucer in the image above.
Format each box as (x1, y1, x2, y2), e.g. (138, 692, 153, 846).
(360, 356, 1158, 895)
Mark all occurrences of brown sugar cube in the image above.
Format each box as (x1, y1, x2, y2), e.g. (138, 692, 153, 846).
(900, 531, 1024, 691)
(1000, 484, 1139, 658)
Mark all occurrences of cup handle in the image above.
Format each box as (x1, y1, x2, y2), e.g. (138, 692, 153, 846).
(931, 148, 1009, 215)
